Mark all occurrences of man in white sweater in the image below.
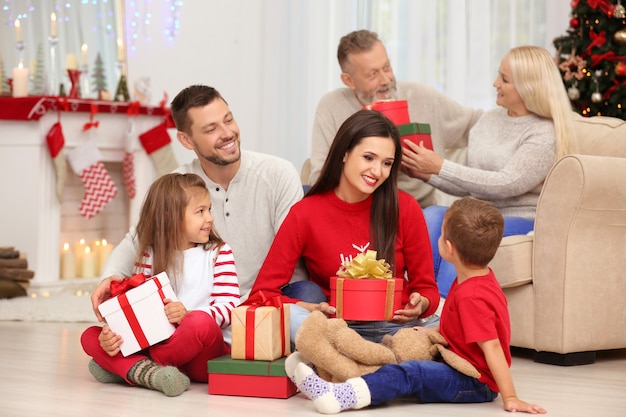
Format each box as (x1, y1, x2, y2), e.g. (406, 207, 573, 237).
(309, 30, 482, 207)
(91, 85, 306, 317)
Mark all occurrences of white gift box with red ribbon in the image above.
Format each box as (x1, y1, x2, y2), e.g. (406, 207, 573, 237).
(98, 272, 177, 357)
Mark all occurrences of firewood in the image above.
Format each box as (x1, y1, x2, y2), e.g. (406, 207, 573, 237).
(0, 258, 28, 269)
(0, 267, 35, 281)
(0, 247, 19, 259)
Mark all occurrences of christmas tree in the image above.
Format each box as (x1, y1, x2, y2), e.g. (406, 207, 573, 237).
(553, 0, 626, 119)
(31, 43, 47, 95)
(0, 57, 8, 94)
(92, 52, 108, 95)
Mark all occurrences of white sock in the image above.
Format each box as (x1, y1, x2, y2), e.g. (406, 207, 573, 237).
(294, 362, 371, 414)
(285, 351, 311, 384)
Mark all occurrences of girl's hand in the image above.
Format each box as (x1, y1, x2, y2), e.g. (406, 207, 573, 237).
(98, 325, 122, 356)
(164, 299, 188, 324)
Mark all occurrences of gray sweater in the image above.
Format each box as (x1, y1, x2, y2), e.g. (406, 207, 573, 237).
(429, 107, 556, 219)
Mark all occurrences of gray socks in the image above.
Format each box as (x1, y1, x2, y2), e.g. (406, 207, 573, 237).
(127, 359, 190, 397)
(292, 359, 371, 414)
(88, 359, 125, 384)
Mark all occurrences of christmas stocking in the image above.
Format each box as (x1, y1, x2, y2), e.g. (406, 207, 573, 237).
(45, 122, 67, 203)
(139, 122, 178, 177)
(67, 139, 118, 219)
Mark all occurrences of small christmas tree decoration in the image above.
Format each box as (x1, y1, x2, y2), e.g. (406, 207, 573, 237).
(67, 139, 118, 219)
(92, 52, 108, 95)
(45, 122, 67, 202)
(614, 0, 625, 18)
(139, 122, 178, 177)
(615, 29, 626, 44)
(31, 44, 46, 95)
(615, 61, 626, 76)
(114, 74, 130, 102)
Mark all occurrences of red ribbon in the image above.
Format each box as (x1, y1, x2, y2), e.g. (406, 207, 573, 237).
(586, 30, 607, 56)
(241, 291, 288, 360)
(110, 273, 147, 297)
(587, 0, 615, 15)
(126, 101, 141, 116)
(590, 51, 626, 67)
(82, 103, 100, 131)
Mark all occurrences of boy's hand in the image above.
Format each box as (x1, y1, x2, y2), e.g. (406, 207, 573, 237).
(503, 396, 547, 414)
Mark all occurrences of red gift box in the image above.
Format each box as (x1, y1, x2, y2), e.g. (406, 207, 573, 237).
(362, 100, 410, 125)
(207, 355, 298, 399)
(330, 277, 404, 321)
(398, 122, 433, 151)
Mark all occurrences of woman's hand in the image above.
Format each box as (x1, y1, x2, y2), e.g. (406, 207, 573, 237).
(164, 299, 188, 324)
(391, 292, 429, 323)
(91, 276, 123, 322)
(296, 301, 336, 317)
(98, 325, 123, 356)
(400, 140, 444, 180)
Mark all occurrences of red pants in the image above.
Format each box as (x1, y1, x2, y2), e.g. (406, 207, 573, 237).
(81, 311, 228, 383)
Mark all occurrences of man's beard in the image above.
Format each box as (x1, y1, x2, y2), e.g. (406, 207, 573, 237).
(358, 81, 398, 105)
(201, 140, 241, 166)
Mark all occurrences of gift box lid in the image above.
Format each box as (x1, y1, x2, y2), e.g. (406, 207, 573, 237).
(207, 354, 289, 376)
(98, 272, 176, 317)
(397, 122, 431, 135)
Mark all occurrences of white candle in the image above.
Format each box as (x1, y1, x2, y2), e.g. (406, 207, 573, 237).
(12, 62, 29, 97)
(81, 44, 88, 66)
(51, 13, 57, 38)
(66, 53, 78, 70)
(60, 243, 76, 279)
(15, 19, 22, 43)
(74, 238, 86, 273)
(81, 246, 96, 278)
(99, 239, 113, 275)
(117, 38, 125, 61)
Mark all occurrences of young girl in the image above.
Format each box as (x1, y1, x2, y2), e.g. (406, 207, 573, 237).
(81, 173, 240, 396)
(249, 110, 439, 343)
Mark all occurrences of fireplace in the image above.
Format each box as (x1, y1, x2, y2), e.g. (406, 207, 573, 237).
(0, 97, 169, 293)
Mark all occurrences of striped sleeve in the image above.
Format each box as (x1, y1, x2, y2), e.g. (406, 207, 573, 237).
(207, 242, 241, 328)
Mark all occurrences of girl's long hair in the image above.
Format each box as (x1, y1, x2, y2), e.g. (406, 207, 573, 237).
(306, 110, 401, 272)
(507, 45, 577, 159)
(135, 173, 223, 292)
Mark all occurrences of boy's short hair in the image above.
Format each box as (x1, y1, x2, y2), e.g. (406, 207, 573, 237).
(442, 197, 505, 267)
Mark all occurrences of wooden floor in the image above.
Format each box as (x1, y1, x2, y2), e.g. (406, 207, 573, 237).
(1, 320, 625, 417)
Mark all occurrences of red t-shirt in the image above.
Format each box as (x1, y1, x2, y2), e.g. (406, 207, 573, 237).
(250, 190, 439, 318)
(440, 269, 511, 392)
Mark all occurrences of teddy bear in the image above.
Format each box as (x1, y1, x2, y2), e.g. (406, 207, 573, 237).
(294, 310, 480, 382)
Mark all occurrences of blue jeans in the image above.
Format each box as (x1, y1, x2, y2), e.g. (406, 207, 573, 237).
(362, 360, 498, 405)
(424, 205, 534, 298)
(282, 281, 440, 344)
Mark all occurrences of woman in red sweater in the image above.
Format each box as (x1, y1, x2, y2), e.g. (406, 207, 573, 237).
(249, 110, 439, 342)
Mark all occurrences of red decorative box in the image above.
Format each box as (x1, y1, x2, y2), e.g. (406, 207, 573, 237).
(330, 277, 404, 321)
(362, 100, 409, 125)
(398, 122, 433, 151)
(207, 355, 298, 399)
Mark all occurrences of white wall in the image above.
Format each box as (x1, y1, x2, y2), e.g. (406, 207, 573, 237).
(125, 0, 572, 174)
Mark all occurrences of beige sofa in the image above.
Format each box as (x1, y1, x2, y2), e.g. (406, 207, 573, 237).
(490, 113, 626, 365)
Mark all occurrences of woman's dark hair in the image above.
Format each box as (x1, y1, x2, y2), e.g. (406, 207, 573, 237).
(307, 110, 401, 272)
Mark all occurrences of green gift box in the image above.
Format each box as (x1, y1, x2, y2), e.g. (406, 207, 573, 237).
(207, 354, 298, 398)
(397, 122, 432, 150)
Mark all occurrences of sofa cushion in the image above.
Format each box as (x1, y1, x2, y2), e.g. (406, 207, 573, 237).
(571, 113, 626, 157)
(489, 234, 533, 289)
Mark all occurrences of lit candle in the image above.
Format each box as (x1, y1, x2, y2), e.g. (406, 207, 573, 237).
(81, 246, 96, 278)
(99, 239, 113, 275)
(81, 43, 88, 66)
(15, 19, 22, 43)
(60, 242, 76, 279)
(66, 53, 78, 70)
(51, 13, 57, 38)
(12, 62, 29, 97)
(117, 38, 124, 61)
(74, 238, 86, 273)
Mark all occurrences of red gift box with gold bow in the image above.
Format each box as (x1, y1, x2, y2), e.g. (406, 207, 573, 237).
(230, 291, 291, 361)
(330, 250, 404, 321)
(98, 272, 177, 356)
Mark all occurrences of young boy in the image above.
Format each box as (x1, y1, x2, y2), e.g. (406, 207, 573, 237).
(286, 197, 547, 414)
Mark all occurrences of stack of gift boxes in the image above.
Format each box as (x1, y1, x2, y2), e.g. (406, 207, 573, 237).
(208, 295, 296, 398)
(363, 99, 433, 151)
